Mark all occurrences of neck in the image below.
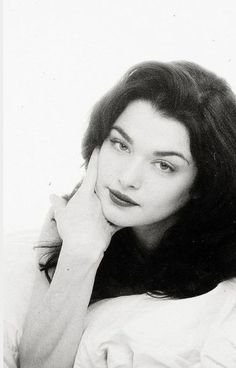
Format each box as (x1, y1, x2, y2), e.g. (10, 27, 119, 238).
(131, 217, 176, 251)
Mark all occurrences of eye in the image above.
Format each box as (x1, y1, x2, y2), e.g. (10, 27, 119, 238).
(110, 138, 129, 152)
(154, 161, 175, 173)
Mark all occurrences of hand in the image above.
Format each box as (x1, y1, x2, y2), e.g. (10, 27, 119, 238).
(49, 148, 121, 260)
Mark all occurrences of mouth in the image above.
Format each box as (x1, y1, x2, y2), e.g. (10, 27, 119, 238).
(108, 188, 139, 207)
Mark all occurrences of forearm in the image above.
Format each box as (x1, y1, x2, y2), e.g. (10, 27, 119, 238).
(19, 243, 103, 368)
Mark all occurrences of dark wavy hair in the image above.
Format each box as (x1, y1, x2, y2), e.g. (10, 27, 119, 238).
(39, 61, 236, 301)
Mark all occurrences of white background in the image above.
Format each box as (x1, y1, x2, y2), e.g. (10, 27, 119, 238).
(4, 0, 236, 234)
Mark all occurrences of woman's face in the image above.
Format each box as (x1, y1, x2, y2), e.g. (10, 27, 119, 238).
(96, 100, 197, 228)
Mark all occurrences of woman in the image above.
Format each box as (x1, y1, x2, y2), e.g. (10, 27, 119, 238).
(10, 61, 236, 367)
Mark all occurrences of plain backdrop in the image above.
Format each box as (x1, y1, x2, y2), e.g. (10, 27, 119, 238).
(4, 0, 236, 234)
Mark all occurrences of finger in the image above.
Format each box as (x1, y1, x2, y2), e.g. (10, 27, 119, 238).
(80, 148, 99, 194)
(49, 194, 67, 213)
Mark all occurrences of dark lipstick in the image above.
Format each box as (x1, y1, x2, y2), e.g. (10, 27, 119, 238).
(109, 189, 139, 207)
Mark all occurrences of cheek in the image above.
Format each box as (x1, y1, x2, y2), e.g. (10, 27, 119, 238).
(146, 179, 192, 211)
(97, 145, 115, 183)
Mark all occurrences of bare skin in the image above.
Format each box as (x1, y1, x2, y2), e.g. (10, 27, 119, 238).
(19, 101, 197, 367)
(19, 149, 121, 368)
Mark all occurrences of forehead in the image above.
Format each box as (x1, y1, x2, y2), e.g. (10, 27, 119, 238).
(113, 100, 191, 155)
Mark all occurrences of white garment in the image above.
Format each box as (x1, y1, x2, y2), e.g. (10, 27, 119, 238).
(4, 231, 236, 368)
(4, 231, 39, 368)
(74, 280, 236, 367)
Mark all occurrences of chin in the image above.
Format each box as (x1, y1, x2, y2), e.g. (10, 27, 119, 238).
(98, 187, 143, 227)
(101, 203, 134, 227)
(103, 209, 130, 227)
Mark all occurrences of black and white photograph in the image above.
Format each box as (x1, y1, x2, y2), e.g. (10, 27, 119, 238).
(4, 1, 236, 367)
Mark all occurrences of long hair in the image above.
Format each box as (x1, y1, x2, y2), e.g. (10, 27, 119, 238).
(39, 61, 236, 300)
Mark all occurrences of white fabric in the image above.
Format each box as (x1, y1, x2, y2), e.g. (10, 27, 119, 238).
(74, 280, 236, 367)
(4, 231, 236, 368)
(4, 231, 39, 368)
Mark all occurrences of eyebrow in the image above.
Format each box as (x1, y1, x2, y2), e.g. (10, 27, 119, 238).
(111, 126, 190, 165)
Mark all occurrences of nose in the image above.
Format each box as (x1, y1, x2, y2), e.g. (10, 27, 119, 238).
(118, 159, 143, 190)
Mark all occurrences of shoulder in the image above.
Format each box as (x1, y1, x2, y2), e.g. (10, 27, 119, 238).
(76, 281, 236, 366)
(200, 278, 236, 366)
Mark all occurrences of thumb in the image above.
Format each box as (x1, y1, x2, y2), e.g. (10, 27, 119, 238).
(49, 194, 67, 213)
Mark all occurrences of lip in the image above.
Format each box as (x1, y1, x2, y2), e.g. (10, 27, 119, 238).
(109, 188, 139, 207)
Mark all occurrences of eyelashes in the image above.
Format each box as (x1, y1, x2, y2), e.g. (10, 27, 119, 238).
(109, 137, 176, 173)
(153, 161, 175, 173)
(109, 138, 129, 152)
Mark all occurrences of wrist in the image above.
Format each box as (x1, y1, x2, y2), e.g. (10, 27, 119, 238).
(60, 237, 105, 264)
